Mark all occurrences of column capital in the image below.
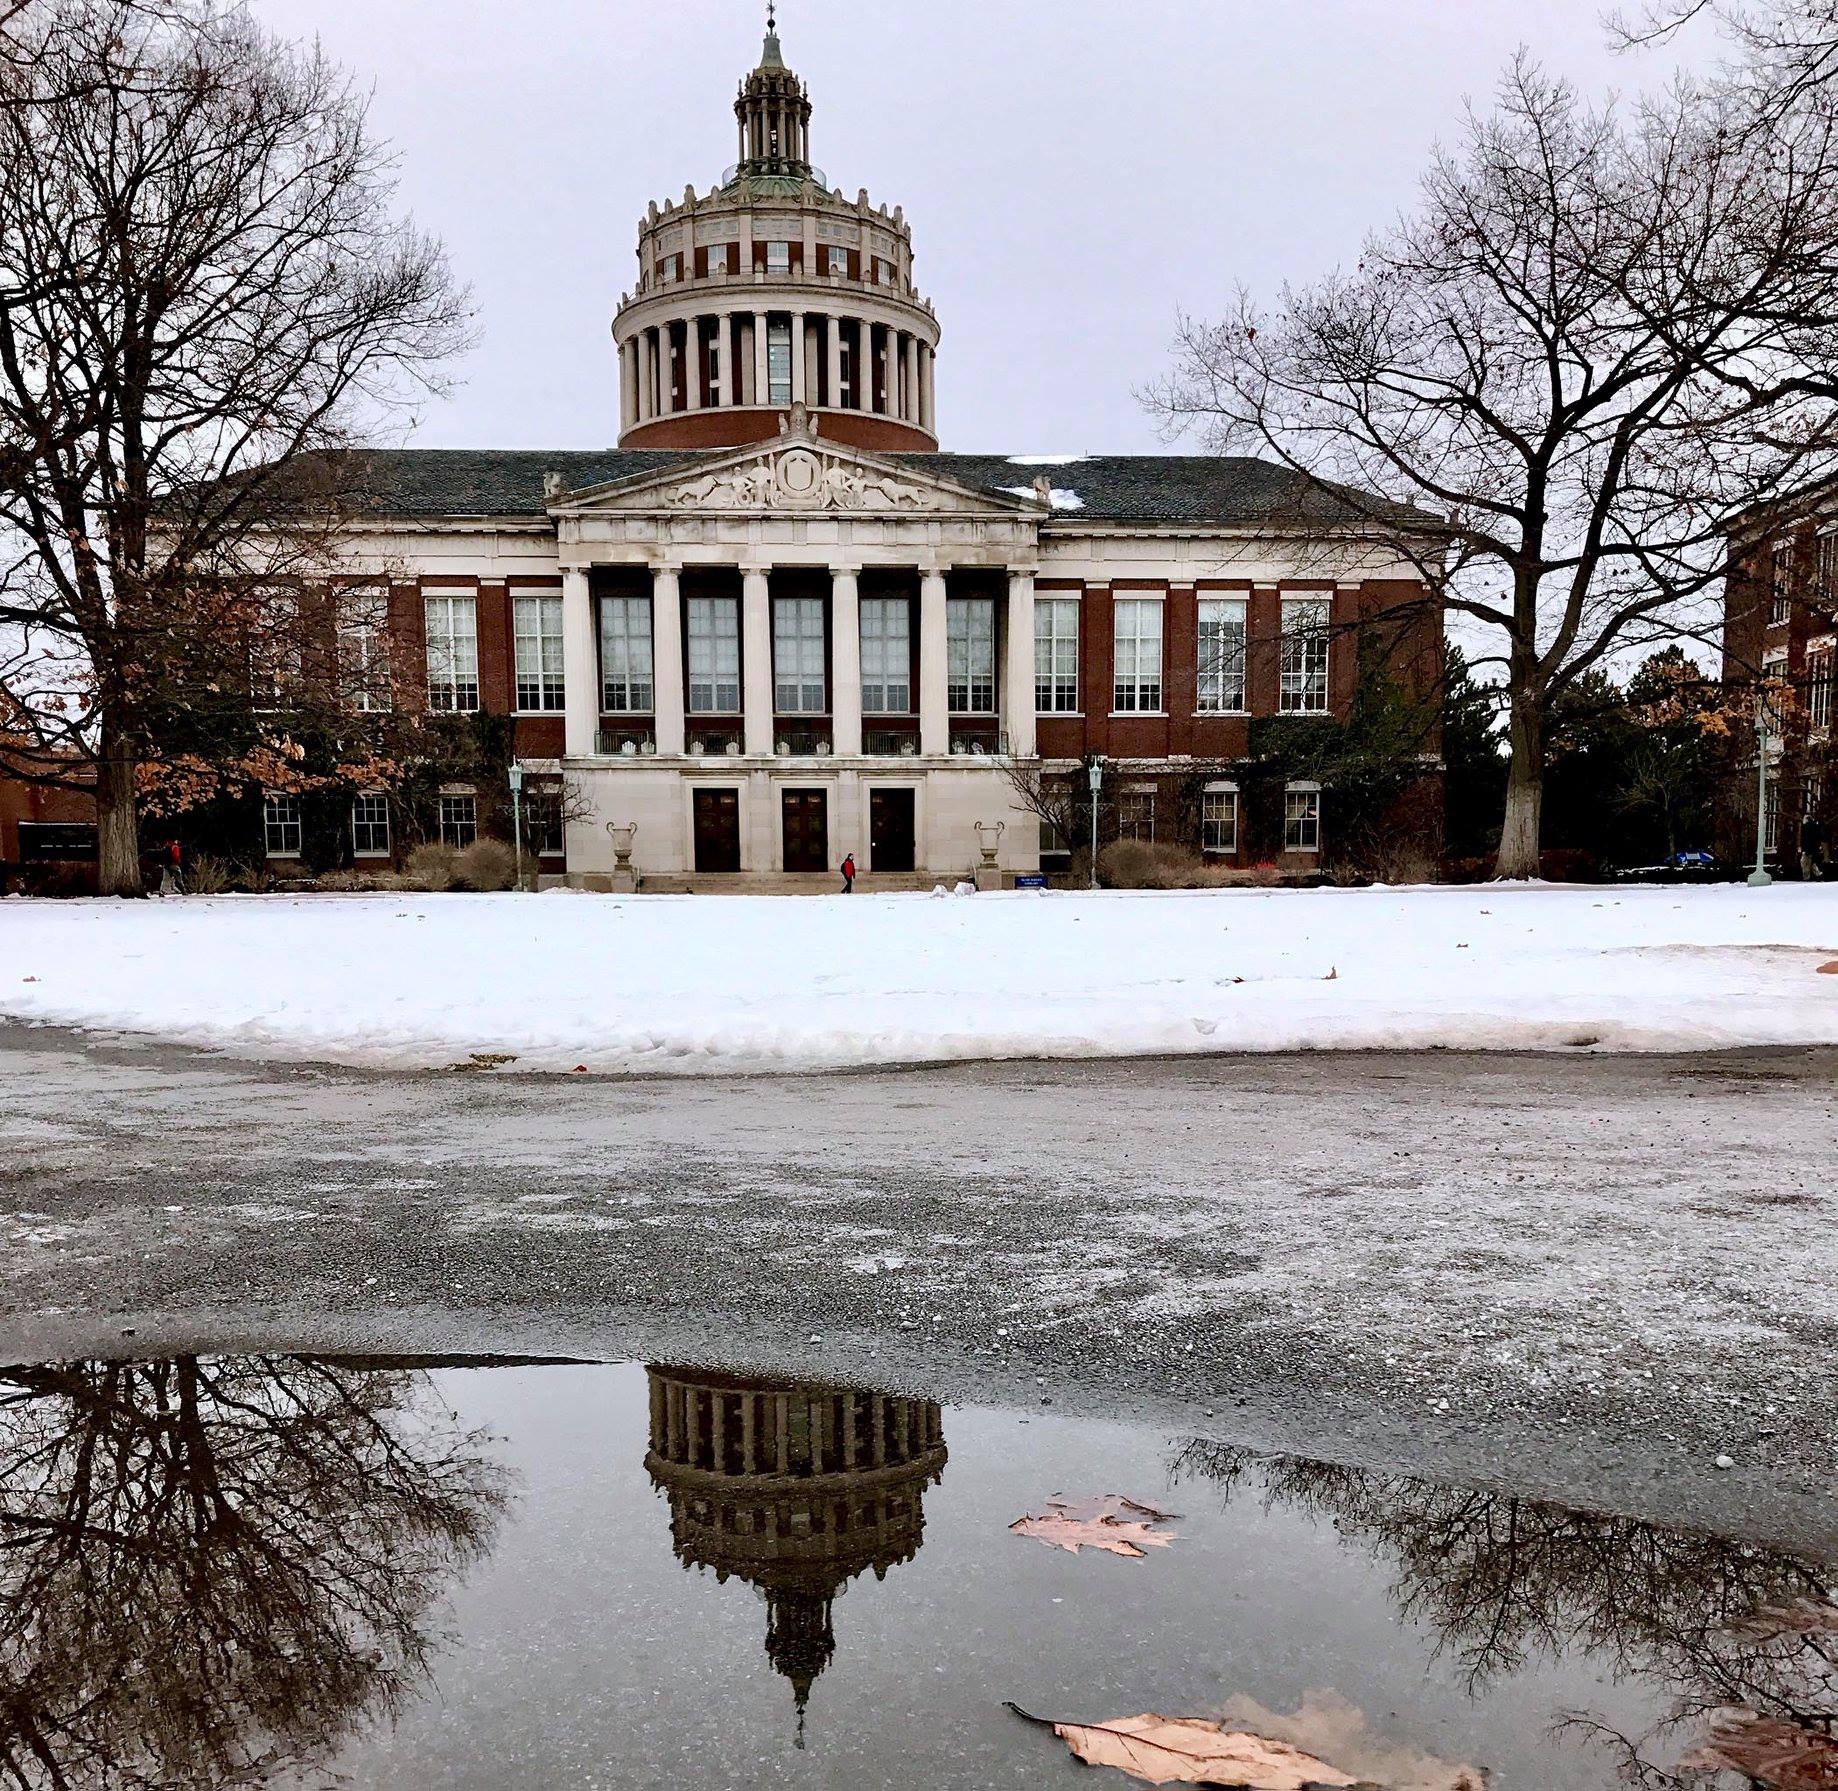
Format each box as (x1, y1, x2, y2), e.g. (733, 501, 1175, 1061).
(1007, 565, 1041, 583)
(739, 561, 772, 579)
(829, 562, 862, 580)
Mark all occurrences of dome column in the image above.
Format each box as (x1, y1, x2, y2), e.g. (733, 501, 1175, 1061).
(714, 313, 733, 407)
(904, 335, 920, 424)
(684, 318, 702, 412)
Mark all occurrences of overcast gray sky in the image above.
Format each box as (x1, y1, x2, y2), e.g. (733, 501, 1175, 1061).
(252, 0, 1706, 456)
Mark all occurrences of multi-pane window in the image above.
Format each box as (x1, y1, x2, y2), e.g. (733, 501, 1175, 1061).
(1764, 776, 1780, 854)
(947, 598, 997, 713)
(774, 596, 827, 713)
(1280, 596, 1331, 714)
(601, 594, 655, 712)
(860, 598, 911, 713)
(1818, 533, 1838, 607)
(425, 592, 479, 713)
(249, 590, 300, 711)
(438, 793, 477, 849)
(687, 596, 741, 713)
(659, 252, 681, 284)
(351, 793, 390, 857)
(263, 793, 301, 858)
(1201, 784, 1238, 853)
(1034, 598, 1079, 713)
(767, 318, 793, 404)
(1197, 597, 1247, 712)
(1285, 785, 1322, 852)
(523, 787, 563, 856)
(707, 242, 731, 275)
(1112, 598, 1163, 713)
(513, 593, 565, 711)
(338, 588, 391, 713)
(1771, 539, 1797, 625)
(766, 239, 791, 274)
(1118, 787, 1156, 841)
(827, 245, 848, 276)
(1809, 643, 1836, 732)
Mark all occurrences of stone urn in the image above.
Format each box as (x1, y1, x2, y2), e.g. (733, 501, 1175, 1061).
(605, 821, 639, 894)
(973, 819, 1005, 891)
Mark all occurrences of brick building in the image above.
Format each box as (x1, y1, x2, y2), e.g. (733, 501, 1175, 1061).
(1719, 496, 1838, 874)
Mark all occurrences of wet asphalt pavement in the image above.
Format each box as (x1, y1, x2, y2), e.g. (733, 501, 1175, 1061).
(3, 1024, 1836, 1557)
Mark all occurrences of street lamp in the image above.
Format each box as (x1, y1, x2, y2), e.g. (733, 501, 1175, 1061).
(1087, 757, 1103, 891)
(1749, 692, 1773, 889)
(508, 761, 525, 892)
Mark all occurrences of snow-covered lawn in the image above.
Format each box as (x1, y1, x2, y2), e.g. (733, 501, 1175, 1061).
(2, 883, 1836, 1074)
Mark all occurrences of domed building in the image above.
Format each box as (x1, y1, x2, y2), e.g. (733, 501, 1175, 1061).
(644, 1364, 946, 1723)
(287, 11, 1443, 889)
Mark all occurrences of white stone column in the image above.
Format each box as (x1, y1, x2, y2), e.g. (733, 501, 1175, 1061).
(651, 566, 685, 755)
(618, 341, 635, 430)
(857, 318, 872, 410)
(826, 314, 843, 411)
(742, 565, 774, 755)
(752, 311, 769, 407)
(919, 567, 949, 757)
(562, 568, 598, 757)
(1005, 567, 1036, 758)
(683, 318, 701, 412)
(921, 345, 936, 433)
(831, 564, 862, 756)
(789, 311, 806, 402)
(904, 334, 920, 424)
(636, 332, 653, 422)
(713, 315, 731, 408)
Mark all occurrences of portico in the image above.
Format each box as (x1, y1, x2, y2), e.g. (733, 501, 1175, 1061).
(549, 412, 1043, 884)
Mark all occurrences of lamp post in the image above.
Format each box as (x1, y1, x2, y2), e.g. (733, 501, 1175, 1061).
(1087, 757, 1103, 891)
(1748, 694, 1773, 888)
(508, 762, 525, 892)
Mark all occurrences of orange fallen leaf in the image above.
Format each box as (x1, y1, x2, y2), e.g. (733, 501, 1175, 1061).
(1686, 1710, 1838, 1788)
(1006, 1705, 1356, 1788)
(1009, 1494, 1179, 1559)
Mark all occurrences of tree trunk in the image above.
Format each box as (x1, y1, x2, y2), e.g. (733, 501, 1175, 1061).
(96, 732, 143, 897)
(1495, 695, 1543, 880)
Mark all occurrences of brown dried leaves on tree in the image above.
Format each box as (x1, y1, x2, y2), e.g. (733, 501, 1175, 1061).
(1008, 1494, 1180, 1560)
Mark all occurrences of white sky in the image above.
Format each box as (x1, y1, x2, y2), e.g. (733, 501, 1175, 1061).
(251, 0, 1710, 456)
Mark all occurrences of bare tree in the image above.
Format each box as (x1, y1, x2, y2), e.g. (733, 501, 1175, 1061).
(0, 0, 470, 893)
(1149, 57, 1838, 877)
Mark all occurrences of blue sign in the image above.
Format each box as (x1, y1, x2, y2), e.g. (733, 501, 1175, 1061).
(1014, 873, 1049, 890)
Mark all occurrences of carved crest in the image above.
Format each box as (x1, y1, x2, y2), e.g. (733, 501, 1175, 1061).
(664, 446, 941, 513)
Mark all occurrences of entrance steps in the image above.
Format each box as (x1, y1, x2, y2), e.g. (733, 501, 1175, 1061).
(636, 870, 947, 895)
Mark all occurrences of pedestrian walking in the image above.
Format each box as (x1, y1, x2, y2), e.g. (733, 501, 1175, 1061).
(1802, 812, 1826, 882)
(158, 838, 183, 897)
(839, 851, 856, 894)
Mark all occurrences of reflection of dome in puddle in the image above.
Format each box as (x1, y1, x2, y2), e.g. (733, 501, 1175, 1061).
(645, 1365, 946, 1720)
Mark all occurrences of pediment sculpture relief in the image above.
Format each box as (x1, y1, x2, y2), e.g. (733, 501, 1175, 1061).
(663, 447, 945, 513)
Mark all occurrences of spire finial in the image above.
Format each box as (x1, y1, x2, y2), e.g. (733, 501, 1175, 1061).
(760, 0, 784, 68)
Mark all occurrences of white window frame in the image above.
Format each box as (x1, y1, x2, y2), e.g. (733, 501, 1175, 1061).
(1197, 596, 1247, 713)
(765, 239, 791, 275)
(947, 597, 997, 714)
(1201, 782, 1239, 854)
(1808, 641, 1835, 733)
(1764, 775, 1780, 854)
(706, 242, 731, 276)
(1771, 538, 1797, 626)
(1817, 531, 1838, 608)
(826, 244, 849, 276)
(660, 252, 681, 284)
(687, 595, 741, 714)
(438, 791, 478, 849)
(601, 593, 656, 713)
(424, 590, 479, 714)
(1280, 595, 1331, 715)
(1035, 597, 1079, 714)
(513, 592, 565, 713)
(338, 587, 391, 714)
(766, 317, 793, 404)
(523, 784, 564, 857)
(351, 792, 391, 858)
(1118, 783, 1156, 842)
(860, 597, 911, 715)
(1285, 783, 1322, 852)
(263, 793, 302, 859)
(1112, 597, 1163, 714)
(249, 588, 300, 713)
(774, 595, 827, 714)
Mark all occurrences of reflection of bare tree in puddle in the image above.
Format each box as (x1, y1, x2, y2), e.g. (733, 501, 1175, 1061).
(1169, 1439, 1837, 1786)
(0, 1356, 509, 1789)
(644, 1366, 946, 1739)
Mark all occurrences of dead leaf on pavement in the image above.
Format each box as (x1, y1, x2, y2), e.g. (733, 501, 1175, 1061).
(1685, 1710, 1838, 1788)
(1006, 1705, 1356, 1788)
(1220, 1688, 1486, 1790)
(1009, 1494, 1179, 1559)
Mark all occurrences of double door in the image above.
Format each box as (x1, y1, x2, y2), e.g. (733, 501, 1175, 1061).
(782, 789, 829, 873)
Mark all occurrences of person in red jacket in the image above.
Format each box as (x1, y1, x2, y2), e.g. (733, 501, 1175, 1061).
(839, 851, 856, 894)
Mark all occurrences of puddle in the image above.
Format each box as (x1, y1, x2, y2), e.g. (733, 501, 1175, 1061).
(0, 1355, 1831, 1789)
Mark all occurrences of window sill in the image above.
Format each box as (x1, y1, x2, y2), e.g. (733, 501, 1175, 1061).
(515, 709, 565, 718)
(1035, 710, 1085, 719)
(354, 850, 392, 861)
(1195, 709, 1251, 719)
(1277, 709, 1333, 720)
(1107, 711, 1169, 719)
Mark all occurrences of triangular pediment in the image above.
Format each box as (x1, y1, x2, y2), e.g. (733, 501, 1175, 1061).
(549, 419, 1045, 519)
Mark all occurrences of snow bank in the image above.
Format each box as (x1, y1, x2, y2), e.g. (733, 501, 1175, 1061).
(2, 884, 1835, 1074)
(998, 484, 1086, 510)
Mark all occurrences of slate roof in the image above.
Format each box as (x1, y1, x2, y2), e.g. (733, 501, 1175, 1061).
(318, 446, 1430, 530)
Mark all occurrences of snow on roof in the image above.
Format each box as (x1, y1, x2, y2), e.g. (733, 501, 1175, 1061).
(1006, 454, 1091, 466)
(999, 484, 1086, 511)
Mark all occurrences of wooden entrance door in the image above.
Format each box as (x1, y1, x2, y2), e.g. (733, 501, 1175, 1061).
(692, 788, 741, 872)
(781, 789, 829, 873)
(869, 787, 915, 872)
